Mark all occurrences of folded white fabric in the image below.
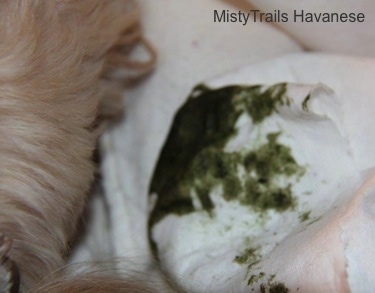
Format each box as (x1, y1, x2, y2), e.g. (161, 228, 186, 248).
(93, 0, 301, 271)
(102, 52, 375, 292)
(149, 75, 374, 292)
(70, 1, 375, 292)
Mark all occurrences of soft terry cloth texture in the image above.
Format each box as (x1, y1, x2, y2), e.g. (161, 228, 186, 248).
(70, 0, 375, 292)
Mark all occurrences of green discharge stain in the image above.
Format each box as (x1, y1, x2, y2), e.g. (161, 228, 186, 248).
(302, 94, 311, 112)
(248, 272, 265, 286)
(269, 283, 289, 293)
(149, 85, 242, 226)
(256, 274, 289, 293)
(149, 83, 303, 228)
(234, 247, 260, 265)
(242, 132, 304, 212)
(190, 148, 242, 203)
(235, 83, 289, 124)
(261, 282, 289, 293)
(195, 185, 215, 214)
(244, 133, 304, 178)
(299, 210, 311, 222)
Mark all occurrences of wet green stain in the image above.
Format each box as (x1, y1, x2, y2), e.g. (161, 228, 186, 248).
(241, 132, 303, 212)
(234, 247, 260, 265)
(261, 282, 289, 293)
(149, 85, 241, 226)
(149, 83, 304, 228)
(269, 283, 289, 293)
(248, 272, 265, 286)
(302, 94, 311, 112)
(246, 273, 290, 292)
(299, 211, 311, 222)
(235, 83, 289, 124)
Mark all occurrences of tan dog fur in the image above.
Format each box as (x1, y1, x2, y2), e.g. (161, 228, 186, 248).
(0, 1, 165, 292)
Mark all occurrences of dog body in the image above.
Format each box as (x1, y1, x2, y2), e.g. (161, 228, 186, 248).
(0, 1, 157, 291)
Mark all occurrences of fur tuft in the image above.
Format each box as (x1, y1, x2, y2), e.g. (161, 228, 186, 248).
(0, 0, 155, 291)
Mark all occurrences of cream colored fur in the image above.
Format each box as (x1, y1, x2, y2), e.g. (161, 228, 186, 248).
(0, 1, 162, 292)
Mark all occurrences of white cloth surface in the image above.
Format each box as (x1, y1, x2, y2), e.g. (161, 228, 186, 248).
(69, 1, 375, 291)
